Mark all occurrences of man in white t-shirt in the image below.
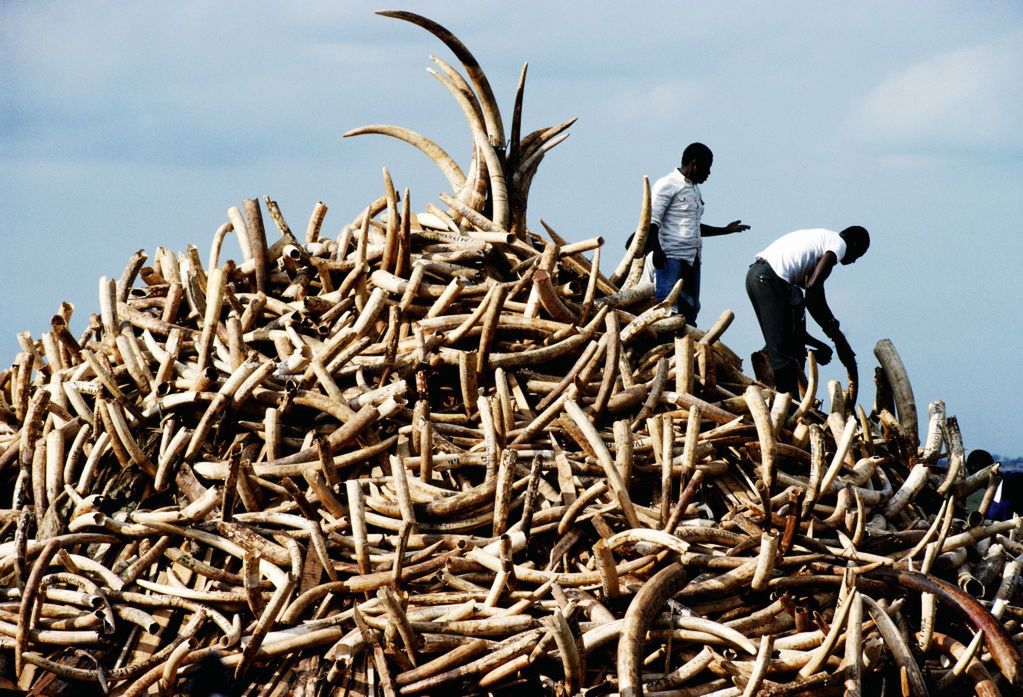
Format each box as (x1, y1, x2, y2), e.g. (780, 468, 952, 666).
(648, 142, 749, 325)
(745, 226, 870, 396)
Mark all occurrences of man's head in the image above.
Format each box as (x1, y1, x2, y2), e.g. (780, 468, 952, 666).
(680, 142, 713, 184)
(839, 226, 870, 264)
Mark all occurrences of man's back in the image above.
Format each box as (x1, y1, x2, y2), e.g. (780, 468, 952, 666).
(756, 228, 847, 287)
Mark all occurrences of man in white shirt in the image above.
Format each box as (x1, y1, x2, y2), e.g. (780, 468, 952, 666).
(649, 142, 749, 325)
(745, 226, 870, 396)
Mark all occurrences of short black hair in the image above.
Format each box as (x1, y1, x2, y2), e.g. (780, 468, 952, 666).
(839, 226, 870, 257)
(681, 142, 713, 166)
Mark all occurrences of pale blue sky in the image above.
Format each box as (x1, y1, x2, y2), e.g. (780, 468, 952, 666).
(2, 1, 1021, 454)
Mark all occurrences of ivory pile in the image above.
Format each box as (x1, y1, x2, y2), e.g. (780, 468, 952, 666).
(1, 10, 1021, 696)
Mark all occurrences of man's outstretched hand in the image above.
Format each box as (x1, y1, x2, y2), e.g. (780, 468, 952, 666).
(725, 220, 750, 233)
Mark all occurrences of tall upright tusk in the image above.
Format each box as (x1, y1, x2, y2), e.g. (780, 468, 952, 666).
(919, 400, 946, 462)
(456, 142, 489, 216)
(429, 54, 485, 123)
(378, 10, 506, 146)
(508, 119, 575, 235)
(243, 198, 270, 294)
(508, 62, 528, 167)
(471, 124, 509, 230)
(620, 177, 653, 290)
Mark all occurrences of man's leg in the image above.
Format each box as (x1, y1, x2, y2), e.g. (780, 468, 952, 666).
(655, 257, 684, 313)
(677, 259, 701, 326)
(745, 261, 801, 396)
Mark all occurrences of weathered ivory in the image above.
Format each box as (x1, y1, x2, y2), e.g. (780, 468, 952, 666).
(3, 10, 1017, 696)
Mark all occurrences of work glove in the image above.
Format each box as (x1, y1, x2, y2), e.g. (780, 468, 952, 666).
(833, 333, 856, 372)
(647, 225, 665, 268)
(812, 344, 833, 366)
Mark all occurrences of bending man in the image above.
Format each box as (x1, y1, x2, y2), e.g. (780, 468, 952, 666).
(745, 226, 870, 397)
(649, 142, 748, 326)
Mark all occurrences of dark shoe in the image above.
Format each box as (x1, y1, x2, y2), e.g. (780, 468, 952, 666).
(751, 349, 774, 387)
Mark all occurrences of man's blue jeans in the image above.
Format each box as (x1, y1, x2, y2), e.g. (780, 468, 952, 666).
(655, 257, 701, 325)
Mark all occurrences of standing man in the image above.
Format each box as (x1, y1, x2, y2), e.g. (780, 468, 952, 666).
(745, 226, 870, 397)
(649, 142, 749, 325)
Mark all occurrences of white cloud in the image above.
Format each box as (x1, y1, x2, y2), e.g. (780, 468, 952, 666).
(846, 31, 1023, 154)
(609, 81, 703, 124)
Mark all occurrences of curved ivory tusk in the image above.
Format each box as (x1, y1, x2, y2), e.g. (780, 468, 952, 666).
(226, 205, 252, 262)
(616, 562, 688, 696)
(819, 415, 858, 495)
(751, 531, 779, 592)
(633, 358, 670, 432)
(645, 647, 714, 692)
(378, 10, 505, 145)
(556, 481, 610, 538)
(843, 590, 864, 696)
(344, 124, 466, 192)
(437, 192, 508, 237)
(380, 167, 400, 275)
(396, 638, 489, 688)
(513, 132, 570, 185)
(798, 585, 858, 678)
(489, 309, 607, 370)
(426, 65, 489, 197)
(919, 400, 945, 462)
(16, 539, 61, 678)
(741, 634, 775, 697)
(589, 313, 621, 418)
(676, 559, 758, 599)
(456, 142, 488, 217)
(613, 176, 652, 288)
(874, 338, 919, 446)
(470, 123, 509, 230)
(207, 221, 233, 272)
(243, 198, 270, 294)
(545, 608, 582, 694)
(936, 415, 965, 496)
(564, 398, 641, 529)
(867, 565, 1022, 688)
(578, 245, 601, 325)
(745, 385, 776, 491)
(884, 462, 931, 517)
(607, 527, 691, 557)
(508, 123, 574, 236)
(429, 53, 484, 122)
(508, 62, 528, 166)
(532, 268, 576, 324)
(929, 631, 1000, 697)
(517, 118, 576, 167)
(159, 636, 193, 694)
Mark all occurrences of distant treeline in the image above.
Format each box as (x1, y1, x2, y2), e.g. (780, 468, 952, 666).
(993, 454, 1023, 473)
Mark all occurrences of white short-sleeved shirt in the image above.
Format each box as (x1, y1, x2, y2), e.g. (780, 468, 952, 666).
(650, 169, 703, 262)
(756, 228, 847, 287)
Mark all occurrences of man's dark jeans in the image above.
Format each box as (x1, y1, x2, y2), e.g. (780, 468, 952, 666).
(745, 258, 806, 396)
(655, 257, 701, 326)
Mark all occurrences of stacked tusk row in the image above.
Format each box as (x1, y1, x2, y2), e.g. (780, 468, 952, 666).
(1, 10, 1020, 696)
